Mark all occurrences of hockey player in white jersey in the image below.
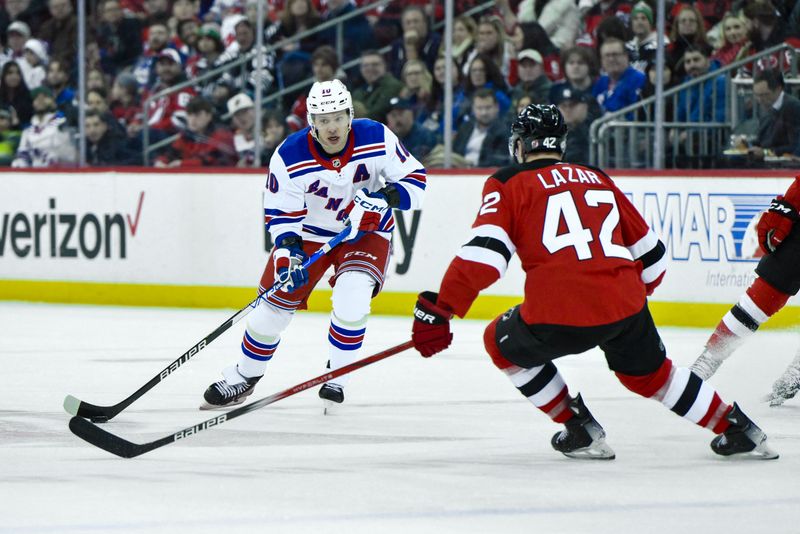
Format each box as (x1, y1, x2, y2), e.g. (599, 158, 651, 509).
(201, 79, 426, 411)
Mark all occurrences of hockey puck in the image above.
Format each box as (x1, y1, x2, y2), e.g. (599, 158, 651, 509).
(90, 415, 109, 424)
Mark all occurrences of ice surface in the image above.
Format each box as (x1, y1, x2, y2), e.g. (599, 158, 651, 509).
(1, 302, 798, 533)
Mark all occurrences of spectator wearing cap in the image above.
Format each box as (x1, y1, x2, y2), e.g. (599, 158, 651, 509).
(84, 108, 140, 166)
(511, 49, 551, 105)
(19, 38, 47, 90)
(37, 0, 84, 67)
(132, 22, 172, 87)
(0, 105, 22, 166)
(593, 37, 646, 116)
(554, 86, 598, 165)
(110, 73, 143, 137)
(96, 0, 144, 75)
(0, 21, 31, 68)
(45, 58, 76, 125)
(187, 22, 225, 77)
(226, 92, 257, 166)
(155, 95, 235, 167)
(12, 85, 76, 167)
(549, 46, 599, 104)
(387, 5, 442, 80)
(0, 60, 32, 126)
(285, 44, 339, 131)
(626, 1, 662, 75)
(320, 0, 374, 67)
(351, 50, 403, 122)
(216, 17, 277, 96)
(515, 0, 581, 50)
(142, 48, 196, 133)
(453, 87, 509, 167)
(386, 96, 438, 161)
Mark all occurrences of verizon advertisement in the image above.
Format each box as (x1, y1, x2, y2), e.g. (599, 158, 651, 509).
(0, 171, 795, 306)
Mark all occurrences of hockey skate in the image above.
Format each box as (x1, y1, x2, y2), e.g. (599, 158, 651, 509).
(689, 350, 724, 380)
(200, 365, 262, 410)
(319, 383, 344, 415)
(551, 394, 616, 460)
(710, 402, 778, 459)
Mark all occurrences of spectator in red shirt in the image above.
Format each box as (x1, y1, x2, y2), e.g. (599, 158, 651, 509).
(143, 48, 196, 133)
(155, 95, 235, 167)
(711, 11, 752, 66)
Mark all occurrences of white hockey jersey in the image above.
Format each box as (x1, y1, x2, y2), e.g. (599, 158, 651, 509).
(265, 119, 426, 243)
(11, 112, 76, 168)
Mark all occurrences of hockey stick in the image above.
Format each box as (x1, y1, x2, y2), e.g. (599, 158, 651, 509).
(63, 228, 351, 422)
(69, 340, 415, 458)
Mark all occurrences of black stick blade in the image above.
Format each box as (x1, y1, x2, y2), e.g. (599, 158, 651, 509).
(69, 417, 146, 458)
(63, 395, 119, 421)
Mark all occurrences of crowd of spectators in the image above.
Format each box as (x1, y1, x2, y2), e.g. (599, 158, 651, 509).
(1, 0, 800, 169)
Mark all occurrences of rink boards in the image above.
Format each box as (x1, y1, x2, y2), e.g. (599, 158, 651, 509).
(0, 168, 797, 328)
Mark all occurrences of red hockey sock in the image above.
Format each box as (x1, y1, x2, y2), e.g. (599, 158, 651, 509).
(484, 317, 574, 424)
(706, 277, 790, 357)
(616, 359, 731, 434)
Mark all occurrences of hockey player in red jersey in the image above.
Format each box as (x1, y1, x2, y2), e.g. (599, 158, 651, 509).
(691, 176, 800, 406)
(411, 104, 778, 460)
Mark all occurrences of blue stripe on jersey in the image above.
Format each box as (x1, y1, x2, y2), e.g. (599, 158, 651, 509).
(392, 182, 412, 210)
(400, 177, 426, 190)
(268, 216, 304, 227)
(302, 224, 339, 237)
(351, 150, 386, 163)
(351, 119, 386, 146)
(277, 128, 314, 168)
(289, 165, 326, 179)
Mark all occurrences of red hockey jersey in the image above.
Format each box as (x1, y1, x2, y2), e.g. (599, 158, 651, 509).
(438, 158, 667, 327)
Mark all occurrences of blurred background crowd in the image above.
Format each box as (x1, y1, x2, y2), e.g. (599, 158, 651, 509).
(1, 0, 800, 169)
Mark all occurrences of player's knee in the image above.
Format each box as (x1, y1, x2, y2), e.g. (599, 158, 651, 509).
(484, 317, 514, 370)
(247, 299, 293, 336)
(332, 271, 375, 322)
(615, 358, 673, 398)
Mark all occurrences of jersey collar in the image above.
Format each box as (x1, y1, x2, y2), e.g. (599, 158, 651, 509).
(307, 129, 355, 171)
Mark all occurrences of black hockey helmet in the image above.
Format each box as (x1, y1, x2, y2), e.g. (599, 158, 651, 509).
(508, 103, 567, 163)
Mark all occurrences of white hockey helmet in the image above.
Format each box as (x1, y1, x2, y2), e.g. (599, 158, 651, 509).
(306, 79, 354, 140)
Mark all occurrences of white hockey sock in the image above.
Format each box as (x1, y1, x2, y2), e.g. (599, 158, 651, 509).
(326, 312, 367, 388)
(326, 271, 374, 389)
(235, 300, 293, 379)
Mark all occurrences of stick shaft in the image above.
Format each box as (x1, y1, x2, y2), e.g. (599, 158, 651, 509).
(65, 229, 351, 420)
(69, 340, 415, 458)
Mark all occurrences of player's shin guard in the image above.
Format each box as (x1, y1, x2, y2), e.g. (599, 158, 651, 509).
(326, 272, 374, 390)
(616, 359, 732, 434)
(484, 318, 573, 423)
(691, 278, 790, 379)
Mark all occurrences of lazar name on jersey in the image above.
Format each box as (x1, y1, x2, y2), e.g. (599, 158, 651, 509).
(264, 119, 426, 243)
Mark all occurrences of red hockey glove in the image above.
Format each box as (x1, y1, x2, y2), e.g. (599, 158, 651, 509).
(412, 291, 454, 358)
(757, 196, 798, 253)
(343, 188, 390, 242)
(273, 235, 309, 293)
